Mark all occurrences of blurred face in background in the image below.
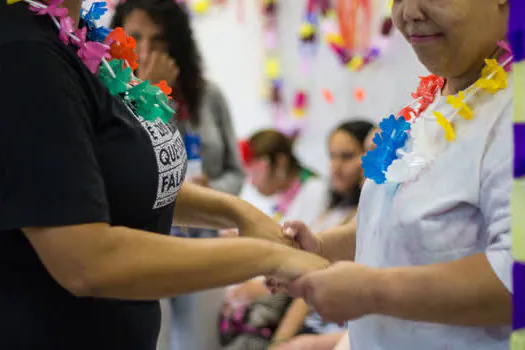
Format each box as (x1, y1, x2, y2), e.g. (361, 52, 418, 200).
(329, 130, 364, 195)
(122, 9, 169, 66)
(247, 154, 291, 197)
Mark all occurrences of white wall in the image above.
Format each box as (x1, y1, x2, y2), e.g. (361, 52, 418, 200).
(93, 0, 427, 176)
(188, 0, 427, 175)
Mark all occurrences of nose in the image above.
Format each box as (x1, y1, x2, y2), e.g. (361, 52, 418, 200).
(398, 0, 425, 22)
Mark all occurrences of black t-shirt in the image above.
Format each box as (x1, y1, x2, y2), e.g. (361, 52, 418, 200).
(0, 4, 187, 349)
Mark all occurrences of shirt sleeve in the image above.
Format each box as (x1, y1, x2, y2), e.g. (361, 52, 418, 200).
(206, 84, 245, 195)
(0, 41, 109, 230)
(481, 102, 513, 292)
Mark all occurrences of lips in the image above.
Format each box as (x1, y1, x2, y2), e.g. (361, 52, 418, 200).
(409, 33, 444, 44)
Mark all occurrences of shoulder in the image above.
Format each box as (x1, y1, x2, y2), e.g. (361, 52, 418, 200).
(202, 81, 228, 106)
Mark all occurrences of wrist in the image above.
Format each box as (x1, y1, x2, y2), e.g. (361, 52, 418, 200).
(370, 268, 396, 316)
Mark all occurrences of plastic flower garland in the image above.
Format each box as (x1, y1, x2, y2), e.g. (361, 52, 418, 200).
(363, 54, 513, 184)
(9, 0, 175, 124)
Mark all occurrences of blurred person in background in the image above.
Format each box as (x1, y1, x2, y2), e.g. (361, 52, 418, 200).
(112, 1, 244, 349)
(221, 122, 374, 350)
(269, 121, 374, 350)
(222, 129, 329, 310)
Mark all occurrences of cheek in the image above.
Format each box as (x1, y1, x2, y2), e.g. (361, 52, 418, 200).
(342, 161, 362, 181)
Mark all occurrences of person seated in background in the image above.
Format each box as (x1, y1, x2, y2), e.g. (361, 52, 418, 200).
(221, 129, 329, 306)
(269, 121, 375, 350)
(221, 121, 375, 349)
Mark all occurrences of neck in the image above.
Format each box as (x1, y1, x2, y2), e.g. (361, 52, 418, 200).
(277, 168, 300, 193)
(442, 45, 501, 95)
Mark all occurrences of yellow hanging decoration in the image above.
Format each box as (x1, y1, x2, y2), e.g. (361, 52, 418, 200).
(434, 111, 456, 142)
(265, 58, 280, 80)
(299, 23, 316, 39)
(475, 59, 508, 94)
(192, 0, 211, 14)
(348, 55, 364, 71)
(6, 0, 24, 4)
(326, 33, 345, 46)
(446, 91, 474, 120)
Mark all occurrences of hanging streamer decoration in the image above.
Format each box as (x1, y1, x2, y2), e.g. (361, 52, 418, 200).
(321, 0, 393, 72)
(510, 0, 525, 349)
(262, 0, 290, 133)
(288, 0, 394, 130)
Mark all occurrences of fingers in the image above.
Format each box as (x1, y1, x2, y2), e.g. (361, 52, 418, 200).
(282, 220, 306, 238)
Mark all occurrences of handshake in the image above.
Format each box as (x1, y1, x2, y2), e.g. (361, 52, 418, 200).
(245, 220, 379, 324)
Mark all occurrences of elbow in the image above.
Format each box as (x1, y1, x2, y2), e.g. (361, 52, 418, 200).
(56, 262, 111, 298)
(61, 274, 97, 298)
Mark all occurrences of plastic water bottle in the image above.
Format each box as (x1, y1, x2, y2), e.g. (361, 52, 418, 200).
(184, 132, 203, 180)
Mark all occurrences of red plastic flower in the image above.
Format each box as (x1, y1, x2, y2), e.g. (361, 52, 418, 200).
(105, 28, 139, 71)
(411, 74, 445, 114)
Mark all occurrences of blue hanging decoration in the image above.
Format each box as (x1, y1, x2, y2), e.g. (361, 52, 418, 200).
(362, 115, 411, 184)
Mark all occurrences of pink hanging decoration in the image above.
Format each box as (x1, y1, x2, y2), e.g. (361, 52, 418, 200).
(58, 16, 75, 45)
(29, 0, 68, 17)
(75, 27, 110, 73)
(498, 41, 513, 72)
(292, 90, 308, 117)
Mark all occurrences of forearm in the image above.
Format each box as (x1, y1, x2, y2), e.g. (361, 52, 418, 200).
(174, 182, 254, 229)
(376, 253, 511, 326)
(314, 332, 347, 349)
(318, 219, 356, 262)
(272, 298, 310, 342)
(73, 227, 282, 300)
(174, 182, 290, 244)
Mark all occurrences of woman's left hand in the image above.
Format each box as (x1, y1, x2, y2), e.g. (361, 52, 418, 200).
(289, 262, 382, 323)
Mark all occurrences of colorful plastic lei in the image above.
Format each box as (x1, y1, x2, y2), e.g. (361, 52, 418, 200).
(10, 0, 174, 124)
(363, 53, 513, 184)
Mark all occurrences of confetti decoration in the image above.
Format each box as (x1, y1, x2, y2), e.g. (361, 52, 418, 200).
(353, 87, 366, 102)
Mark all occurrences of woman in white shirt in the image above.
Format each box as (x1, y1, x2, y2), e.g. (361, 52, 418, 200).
(282, 1, 514, 350)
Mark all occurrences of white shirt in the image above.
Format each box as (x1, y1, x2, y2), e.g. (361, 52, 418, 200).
(350, 80, 513, 350)
(285, 177, 330, 226)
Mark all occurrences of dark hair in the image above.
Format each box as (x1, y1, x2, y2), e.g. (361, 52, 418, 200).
(328, 119, 375, 209)
(248, 129, 302, 175)
(112, 0, 205, 125)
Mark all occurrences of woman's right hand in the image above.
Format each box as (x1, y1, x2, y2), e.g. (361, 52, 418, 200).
(137, 51, 179, 85)
(282, 221, 321, 255)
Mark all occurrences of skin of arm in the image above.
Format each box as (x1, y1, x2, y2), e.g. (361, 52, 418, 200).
(24, 223, 328, 300)
(271, 298, 311, 343)
(377, 253, 511, 325)
(294, 254, 511, 326)
(173, 182, 292, 245)
(317, 217, 356, 262)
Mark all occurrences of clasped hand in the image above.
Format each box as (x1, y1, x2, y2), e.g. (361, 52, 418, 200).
(267, 221, 381, 324)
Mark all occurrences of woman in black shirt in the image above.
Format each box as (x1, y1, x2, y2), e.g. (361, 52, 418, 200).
(0, 1, 327, 349)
